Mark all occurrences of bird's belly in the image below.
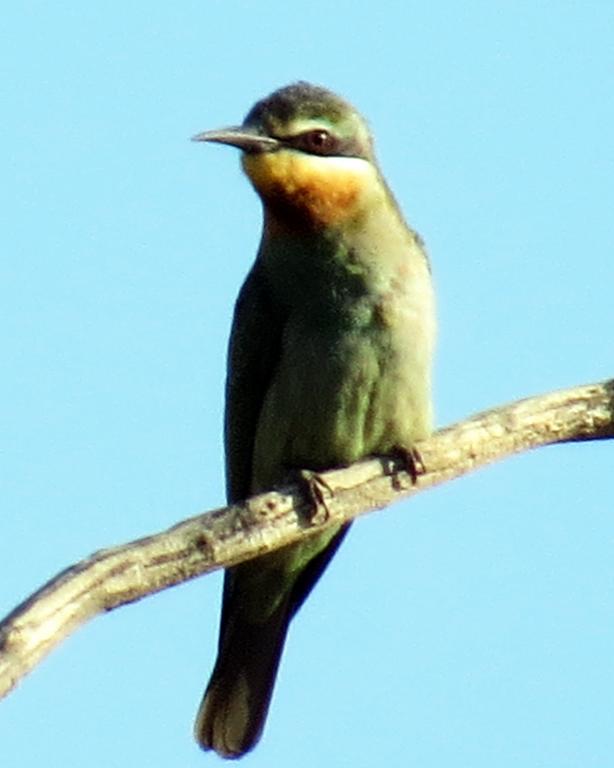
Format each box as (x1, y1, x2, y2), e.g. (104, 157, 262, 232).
(251, 320, 433, 493)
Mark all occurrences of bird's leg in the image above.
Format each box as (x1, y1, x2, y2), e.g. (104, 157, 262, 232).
(387, 445, 426, 489)
(297, 469, 334, 525)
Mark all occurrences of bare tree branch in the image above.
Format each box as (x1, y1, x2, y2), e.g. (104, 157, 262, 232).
(1, 379, 612, 701)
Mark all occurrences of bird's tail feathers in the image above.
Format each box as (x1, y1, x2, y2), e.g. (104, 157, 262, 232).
(194, 601, 291, 759)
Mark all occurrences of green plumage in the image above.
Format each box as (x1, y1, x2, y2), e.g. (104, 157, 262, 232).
(193, 82, 435, 758)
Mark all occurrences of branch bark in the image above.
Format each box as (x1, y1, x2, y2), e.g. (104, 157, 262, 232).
(1, 379, 612, 700)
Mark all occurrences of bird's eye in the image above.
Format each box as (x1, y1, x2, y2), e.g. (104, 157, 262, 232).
(294, 129, 338, 155)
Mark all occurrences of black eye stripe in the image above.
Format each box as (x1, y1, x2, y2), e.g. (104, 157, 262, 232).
(284, 129, 339, 155)
(276, 129, 368, 160)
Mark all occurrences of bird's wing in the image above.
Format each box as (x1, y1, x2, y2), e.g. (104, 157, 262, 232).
(224, 260, 283, 503)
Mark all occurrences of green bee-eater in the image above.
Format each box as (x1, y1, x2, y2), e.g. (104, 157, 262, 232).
(192, 82, 435, 758)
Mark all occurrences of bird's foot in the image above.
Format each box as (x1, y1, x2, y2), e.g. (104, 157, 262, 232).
(387, 445, 426, 490)
(298, 469, 334, 525)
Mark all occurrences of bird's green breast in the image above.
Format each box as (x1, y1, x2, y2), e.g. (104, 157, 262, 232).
(251, 204, 435, 493)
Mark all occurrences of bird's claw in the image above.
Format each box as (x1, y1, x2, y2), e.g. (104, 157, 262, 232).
(298, 469, 334, 525)
(387, 445, 426, 489)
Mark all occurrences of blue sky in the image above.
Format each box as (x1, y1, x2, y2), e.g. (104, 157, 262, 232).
(2, 2, 613, 766)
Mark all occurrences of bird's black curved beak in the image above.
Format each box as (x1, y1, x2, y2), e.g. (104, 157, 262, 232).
(191, 126, 280, 153)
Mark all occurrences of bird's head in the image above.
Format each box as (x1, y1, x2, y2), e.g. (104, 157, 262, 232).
(193, 82, 384, 228)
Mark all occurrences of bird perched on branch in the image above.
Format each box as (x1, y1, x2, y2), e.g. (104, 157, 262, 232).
(192, 81, 435, 758)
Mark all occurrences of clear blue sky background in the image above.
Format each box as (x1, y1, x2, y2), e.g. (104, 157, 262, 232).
(2, 2, 613, 766)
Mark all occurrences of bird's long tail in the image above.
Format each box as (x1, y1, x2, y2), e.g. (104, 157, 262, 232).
(194, 598, 291, 759)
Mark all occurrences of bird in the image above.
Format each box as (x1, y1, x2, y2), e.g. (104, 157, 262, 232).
(192, 81, 436, 758)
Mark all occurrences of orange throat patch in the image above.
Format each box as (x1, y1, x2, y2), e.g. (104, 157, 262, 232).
(242, 150, 374, 228)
